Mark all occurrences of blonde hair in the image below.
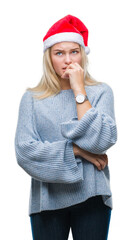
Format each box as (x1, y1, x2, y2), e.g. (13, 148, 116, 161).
(27, 45, 102, 100)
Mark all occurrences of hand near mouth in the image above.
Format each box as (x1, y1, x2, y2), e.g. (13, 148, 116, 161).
(61, 63, 85, 91)
(61, 67, 70, 79)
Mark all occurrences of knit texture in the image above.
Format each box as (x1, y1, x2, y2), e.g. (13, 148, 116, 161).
(14, 82, 117, 216)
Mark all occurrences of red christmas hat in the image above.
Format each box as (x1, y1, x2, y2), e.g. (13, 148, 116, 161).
(43, 15, 90, 54)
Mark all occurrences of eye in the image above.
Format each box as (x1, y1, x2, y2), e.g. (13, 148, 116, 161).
(56, 52, 62, 56)
(72, 50, 78, 54)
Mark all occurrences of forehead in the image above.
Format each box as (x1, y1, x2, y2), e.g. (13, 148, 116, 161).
(51, 42, 80, 50)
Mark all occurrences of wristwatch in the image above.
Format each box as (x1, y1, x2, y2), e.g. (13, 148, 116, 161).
(75, 93, 88, 104)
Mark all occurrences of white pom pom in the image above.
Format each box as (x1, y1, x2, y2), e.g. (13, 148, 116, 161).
(85, 46, 90, 54)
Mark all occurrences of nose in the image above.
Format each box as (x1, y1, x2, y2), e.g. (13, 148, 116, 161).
(64, 54, 72, 64)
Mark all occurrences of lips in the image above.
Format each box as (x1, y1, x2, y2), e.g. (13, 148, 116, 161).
(62, 68, 67, 72)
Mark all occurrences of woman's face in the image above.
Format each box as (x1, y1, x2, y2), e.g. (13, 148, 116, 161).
(50, 42, 82, 79)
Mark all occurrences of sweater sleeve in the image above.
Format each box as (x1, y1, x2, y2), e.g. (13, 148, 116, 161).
(14, 91, 84, 184)
(60, 83, 117, 154)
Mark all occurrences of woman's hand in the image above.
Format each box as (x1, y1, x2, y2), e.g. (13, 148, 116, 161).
(73, 143, 108, 171)
(61, 63, 85, 91)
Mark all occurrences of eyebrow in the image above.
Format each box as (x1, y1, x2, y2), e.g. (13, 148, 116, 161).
(53, 48, 80, 52)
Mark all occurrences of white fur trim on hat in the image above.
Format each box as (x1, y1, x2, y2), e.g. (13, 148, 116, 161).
(43, 32, 90, 55)
(85, 46, 90, 54)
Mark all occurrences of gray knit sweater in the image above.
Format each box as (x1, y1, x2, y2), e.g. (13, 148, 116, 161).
(14, 82, 117, 216)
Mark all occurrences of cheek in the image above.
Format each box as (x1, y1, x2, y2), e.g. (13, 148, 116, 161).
(78, 57, 82, 65)
(78, 54, 82, 63)
(73, 54, 82, 65)
(76, 58, 82, 68)
(52, 57, 62, 73)
(52, 59, 62, 76)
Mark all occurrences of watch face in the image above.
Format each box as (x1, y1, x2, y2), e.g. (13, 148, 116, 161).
(76, 94, 85, 103)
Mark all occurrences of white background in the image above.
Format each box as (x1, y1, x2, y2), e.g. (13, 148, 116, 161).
(0, 0, 131, 239)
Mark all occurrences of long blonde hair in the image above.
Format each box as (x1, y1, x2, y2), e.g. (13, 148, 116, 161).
(27, 45, 102, 100)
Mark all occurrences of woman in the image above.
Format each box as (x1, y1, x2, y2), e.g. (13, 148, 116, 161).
(14, 15, 117, 240)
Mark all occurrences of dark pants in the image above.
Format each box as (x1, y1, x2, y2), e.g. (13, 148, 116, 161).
(30, 195, 111, 240)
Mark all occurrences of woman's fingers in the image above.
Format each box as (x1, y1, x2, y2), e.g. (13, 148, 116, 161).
(92, 159, 102, 171)
(91, 158, 106, 171)
(96, 158, 107, 170)
(98, 154, 108, 165)
(82, 154, 101, 170)
(82, 152, 108, 170)
(104, 155, 108, 165)
(78, 147, 108, 171)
